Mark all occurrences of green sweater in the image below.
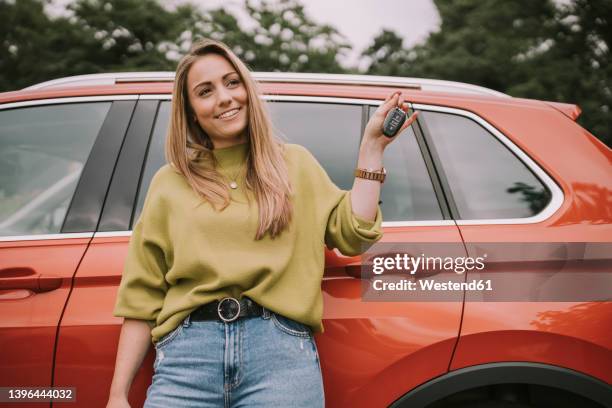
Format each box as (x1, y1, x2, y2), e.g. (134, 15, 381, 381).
(113, 142, 383, 345)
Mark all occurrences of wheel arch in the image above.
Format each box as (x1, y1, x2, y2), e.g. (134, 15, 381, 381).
(389, 362, 612, 408)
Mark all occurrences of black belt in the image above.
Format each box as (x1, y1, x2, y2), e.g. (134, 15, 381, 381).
(190, 297, 264, 323)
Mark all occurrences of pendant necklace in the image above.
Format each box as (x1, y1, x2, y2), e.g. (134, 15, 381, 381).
(226, 161, 246, 190)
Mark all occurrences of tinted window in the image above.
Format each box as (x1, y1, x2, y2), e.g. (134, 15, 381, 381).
(422, 111, 551, 219)
(267, 101, 362, 190)
(0, 102, 110, 236)
(368, 106, 442, 221)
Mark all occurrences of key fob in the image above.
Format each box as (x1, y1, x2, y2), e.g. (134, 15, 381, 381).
(383, 107, 407, 137)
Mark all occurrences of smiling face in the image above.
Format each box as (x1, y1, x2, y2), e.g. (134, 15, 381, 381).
(186, 53, 249, 149)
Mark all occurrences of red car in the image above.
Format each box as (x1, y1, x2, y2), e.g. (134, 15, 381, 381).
(0, 72, 610, 407)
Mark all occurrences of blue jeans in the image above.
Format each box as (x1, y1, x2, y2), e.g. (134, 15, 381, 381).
(144, 307, 325, 407)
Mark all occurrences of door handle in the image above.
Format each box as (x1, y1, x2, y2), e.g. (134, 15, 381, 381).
(0, 273, 63, 293)
(345, 264, 362, 278)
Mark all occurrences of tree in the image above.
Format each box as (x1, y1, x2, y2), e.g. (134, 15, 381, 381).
(361, 30, 412, 77)
(0, 0, 352, 92)
(242, 0, 350, 72)
(0, 0, 206, 90)
(64, 0, 205, 71)
(531, 0, 611, 146)
(0, 0, 83, 91)
(182, 0, 351, 73)
(362, 0, 611, 146)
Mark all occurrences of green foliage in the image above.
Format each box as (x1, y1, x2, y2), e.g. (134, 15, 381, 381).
(363, 0, 611, 146)
(362, 30, 412, 77)
(65, 0, 194, 70)
(240, 0, 350, 72)
(0, 0, 349, 91)
(0, 0, 79, 90)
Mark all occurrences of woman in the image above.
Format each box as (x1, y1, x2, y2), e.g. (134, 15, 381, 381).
(106, 38, 418, 408)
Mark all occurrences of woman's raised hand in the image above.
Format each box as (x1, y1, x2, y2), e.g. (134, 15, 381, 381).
(362, 91, 419, 152)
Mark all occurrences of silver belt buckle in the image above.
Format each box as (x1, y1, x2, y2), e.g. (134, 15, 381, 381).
(217, 297, 241, 322)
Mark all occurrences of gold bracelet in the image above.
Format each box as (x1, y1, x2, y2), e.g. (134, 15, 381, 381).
(354, 167, 386, 183)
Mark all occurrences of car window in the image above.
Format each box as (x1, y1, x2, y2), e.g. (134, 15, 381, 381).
(267, 101, 362, 189)
(368, 106, 443, 221)
(421, 110, 552, 219)
(134, 100, 363, 225)
(0, 102, 111, 236)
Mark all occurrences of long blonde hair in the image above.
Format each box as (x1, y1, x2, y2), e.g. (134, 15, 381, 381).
(165, 38, 292, 240)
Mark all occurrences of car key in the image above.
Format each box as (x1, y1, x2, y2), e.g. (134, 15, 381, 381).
(383, 107, 407, 137)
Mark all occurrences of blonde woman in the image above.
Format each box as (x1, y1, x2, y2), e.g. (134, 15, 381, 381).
(106, 38, 417, 407)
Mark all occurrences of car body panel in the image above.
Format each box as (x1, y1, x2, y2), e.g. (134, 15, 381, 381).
(451, 302, 612, 383)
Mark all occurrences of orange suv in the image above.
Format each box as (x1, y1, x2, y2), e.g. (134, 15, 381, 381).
(0, 72, 610, 407)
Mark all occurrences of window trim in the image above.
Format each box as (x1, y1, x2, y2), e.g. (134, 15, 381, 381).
(0, 232, 93, 242)
(412, 103, 564, 225)
(92, 220, 460, 237)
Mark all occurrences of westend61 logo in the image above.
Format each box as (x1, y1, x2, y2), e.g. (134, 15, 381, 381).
(372, 253, 487, 275)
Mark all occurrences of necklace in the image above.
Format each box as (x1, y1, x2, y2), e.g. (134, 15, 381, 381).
(225, 161, 246, 190)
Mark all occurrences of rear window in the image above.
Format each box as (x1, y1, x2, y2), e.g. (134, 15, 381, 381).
(422, 110, 552, 219)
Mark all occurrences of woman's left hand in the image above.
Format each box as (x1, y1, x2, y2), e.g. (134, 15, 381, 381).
(352, 91, 416, 221)
(362, 91, 419, 152)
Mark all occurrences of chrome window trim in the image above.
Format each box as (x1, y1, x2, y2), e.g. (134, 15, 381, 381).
(0, 232, 94, 242)
(94, 231, 133, 238)
(411, 103, 564, 225)
(263, 95, 384, 105)
(0, 95, 138, 111)
(93, 220, 459, 237)
(139, 94, 171, 100)
(383, 220, 456, 227)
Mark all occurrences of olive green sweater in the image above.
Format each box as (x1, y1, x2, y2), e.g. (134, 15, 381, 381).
(113, 142, 383, 345)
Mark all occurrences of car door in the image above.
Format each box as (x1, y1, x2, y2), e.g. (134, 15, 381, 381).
(0, 96, 134, 407)
(52, 98, 156, 408)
